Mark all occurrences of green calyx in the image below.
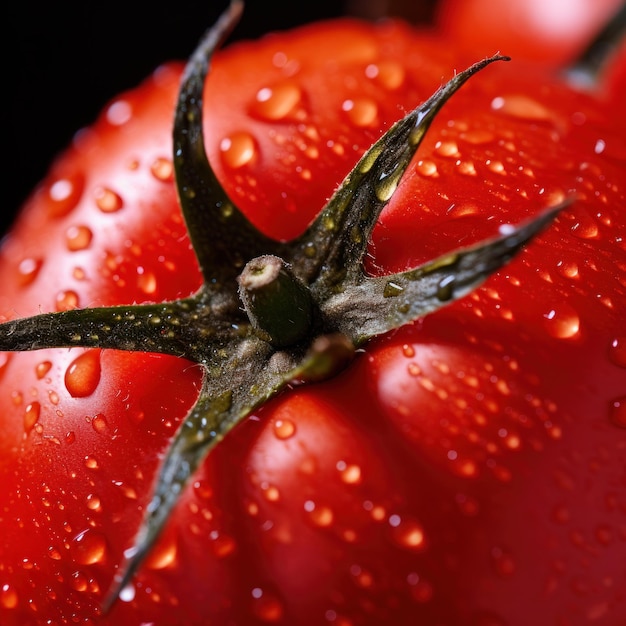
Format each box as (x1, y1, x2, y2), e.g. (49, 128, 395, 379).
(0, 0, 569, 610)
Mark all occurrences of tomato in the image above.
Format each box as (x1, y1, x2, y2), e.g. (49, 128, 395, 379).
(436, 0, 624, 67)
(1, 3, 625, 626)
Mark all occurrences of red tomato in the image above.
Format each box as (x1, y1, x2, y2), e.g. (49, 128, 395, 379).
(436, 0, 623, 66)
(0, 6, 625, 626)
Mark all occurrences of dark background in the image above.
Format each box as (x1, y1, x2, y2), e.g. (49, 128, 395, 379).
(3, 1, 437, 236)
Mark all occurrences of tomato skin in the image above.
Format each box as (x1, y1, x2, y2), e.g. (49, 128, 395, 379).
(436, 0, 624, 67)
(1, 13, 625, 626)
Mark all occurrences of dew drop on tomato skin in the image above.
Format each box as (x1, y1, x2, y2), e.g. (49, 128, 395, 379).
(42, 174, 84, 218)
(388, 514, 426, 550)
(341, 97, 379, 128)
(150, 156, 174, 181)
(365, 60, 405, 90)
(85, 493, 101, 512)
(491, 94, 554, 122)
(16, 257, 43, 286)
(542, 304, 580, 339)
(64, 350, 101, 398)
(0, 583, 19, 610)
(251, 82, 303, 121)
(272, 417, 296, 440)
(250, 587, 284, 622)
(71, 529, 107, 565)
(220, 131, 258, 168)
(94, 186, 124, 213)
(146, 533, 178, 570)
(65, 225, 93, 251)
(55, 289, 80, 312)
(23, 401, 41, 434)
(304, 500, 334, 527)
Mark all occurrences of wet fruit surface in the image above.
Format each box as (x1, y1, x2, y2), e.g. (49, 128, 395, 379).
(1, 6, 625, 626)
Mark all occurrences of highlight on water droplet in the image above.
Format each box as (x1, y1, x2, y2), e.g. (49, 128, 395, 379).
(414, 159, 438, 177)
(137, 267, 157, 295)
(543, 304, 580, 339)
(94, 186, 124, 213)
(71, 529, 108, 565)
(220, 131, 258, 168)
(64, 350, 102, 398)
(35, 360, 53, 380)
(336, 460, 362, 485)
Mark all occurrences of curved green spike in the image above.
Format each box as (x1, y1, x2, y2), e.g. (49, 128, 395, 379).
(173, 0, 284, 286)
(322, 201, 569, 345)
(287, 55, 510, 288)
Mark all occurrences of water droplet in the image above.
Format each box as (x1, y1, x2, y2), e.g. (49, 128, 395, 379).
(609, 397, 626, 428)
(94, 186, 124, 213)
(85, 493, 101, 511)
(17, 257, 43, 286)
(137, 268, 157, 295)
(55, 290, 80, 311)
(434, 140, 460, 158)
(146, 534, 178, 569)
(350, 564, 375, 589)
(0, 584, 18, 609)
(460, 129, 495, 145)
(556, 259, 579, 279)
(91, 413, 108, 434)
(273, 418, 296, 440)
(571, 211, 599, 239)
(250, 587, 284, 622)
(389, 515, 426, 550)
(415, 159, 438, 177)
(336, 461, 362, 485)
(106, 99, 132, 125)
(608, 337, 626, 367)
(252, 82, 302, 121)
(85, 455, 100, 469)
(342, 97, 378, 127)
(24, 402, 41, 434)
(486, 159, 506, 174)
(70, 571, 89, 592)
(65, 350, 101, 397)
(150, 157, 174, 181)
(65, 225, 93, 251)
(365, 60, 405, 89)
(543, 304, 580, 339)
(72, 529, 107, 564)
(491, 95, 553, 121)
(35, 360, 52, 379)
(457, 160, 477, 176)
(304, 500, 334, 527)
(45, 174, 84, 217)
(220, 131, 257, 168)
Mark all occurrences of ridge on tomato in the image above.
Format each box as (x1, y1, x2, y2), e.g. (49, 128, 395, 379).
(1, 1, 625, 625)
